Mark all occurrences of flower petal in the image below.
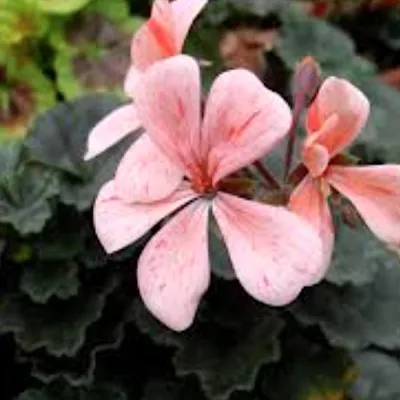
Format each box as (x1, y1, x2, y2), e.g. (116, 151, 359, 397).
(124, 66, 142, 98)
(171, 0, 208, 51)
(306, 77, 370, 157)
(84, 104, 140, 160)
(134, 55, 201, 177)
(201, 69, 291, 183)
(115, 133, 183, 203)
(94, 181, 197, 254)
(138, 200, 210, 331)
(212, 193, 325, 306)
(327, 165, 400, 247)
(131, 0, 177, 72)
(289, 175, 334, 277)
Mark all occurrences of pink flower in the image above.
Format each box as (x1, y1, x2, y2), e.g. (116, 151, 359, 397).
(84, 0, 207, 160)
(289, 77, 400, 266)
(94, 55, 325, 331)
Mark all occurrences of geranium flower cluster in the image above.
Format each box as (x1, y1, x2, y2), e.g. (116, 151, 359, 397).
(86, 0, 400, 331)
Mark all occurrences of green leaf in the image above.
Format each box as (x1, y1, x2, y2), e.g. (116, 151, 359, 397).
(24, 95, 133, 210)
(0, 166, 59, 234)
(326, 222, 399, 286)
(351, 351, 400, 400)
(143, 379, 206, 400)
(17, 381, 127, 400)
(0, 274, 118, 357)
(262, 347, 356, 400)
(291, 265, 400, 350)
(20, 261, 80, 303)
(36, 0, 91, 15)
(0, 142, 21, 177)
(173, 284, 284, 400)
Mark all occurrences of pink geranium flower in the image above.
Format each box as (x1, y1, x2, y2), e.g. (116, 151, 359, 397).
(289, 77, 400, 266)
(84, 0, 207, 160)
(94, 55, 325, 331)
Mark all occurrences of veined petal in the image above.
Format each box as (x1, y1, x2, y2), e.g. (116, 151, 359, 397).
(134, 55, 201, 177)
(138, 199, 210, 331)
(124, 66, 142, 98)
(212, 193, 325, 306)
(94, 181, 197, 254)
(84, 104, 140, 160)
(131, 0, 178, 71)
(306, 77, 370, 157)
(201, 69, 291, 184)
(172, 0, 208, 51)
(327, 165, 400, 247)
(289, 175, 334, 278)
(115, 133, 183, 203)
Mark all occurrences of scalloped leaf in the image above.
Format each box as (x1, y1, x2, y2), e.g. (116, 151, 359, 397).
(17, 381, 127, 400)
(326, 222, 399, 286)
(0, 166, 59, 235)
(143, 379, 206, 400)
(351, 350, 400, 400)
(291, 265, 400, 350)
(36, 0, 91, 15)
(0, 275, 118, 357)
(0, 142, 22, 177)
(173, 284, 284, 400)
(24, 95, 133, 210)
(20, 261, 80, 304)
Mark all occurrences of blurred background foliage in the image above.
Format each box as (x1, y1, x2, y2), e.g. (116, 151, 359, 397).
(2, 1, 400, 400)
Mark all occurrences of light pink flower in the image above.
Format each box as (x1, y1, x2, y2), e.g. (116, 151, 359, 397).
(94, 55, 325, 331)
(84, 0, 207, 160)
(289, 77, 400, 267)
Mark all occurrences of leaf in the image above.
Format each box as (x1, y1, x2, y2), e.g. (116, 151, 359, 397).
(17, 381, 127, 400)
(326, 222, 399, 286)
(350, 350, 400, 400)
(173, 283, 284, 400)
(0, 166, 59, 234)
(143, 379, 206, 400)
(0, 274, 118, 357)
(36, 0, 91, 15)
(291, 265, 400, 350)
(24, 95, 133, 210)
(0, 142, 22, 177)
(20, 261, 80, 304)
(262, 347, 357, 400)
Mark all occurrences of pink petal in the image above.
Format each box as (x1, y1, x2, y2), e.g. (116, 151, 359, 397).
(124, 66, 142, 98)
(326, 165, 400, 247)
(134, 55, 201, 178)
(138, 200, 210, 331)
(171, 0, 208, 51)
(84, 104, 140, 160)
(94, 181, 197, 254)
(115, 133, 183, 203)
(306, 77, 370, 157)
(201, 69, 291, 184)
(212, 193, 325, 306)
(289, 175, 334, 277)
(131, 0, 178, 72)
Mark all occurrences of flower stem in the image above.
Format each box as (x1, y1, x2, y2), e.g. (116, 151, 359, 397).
(253, 161, 281, 190)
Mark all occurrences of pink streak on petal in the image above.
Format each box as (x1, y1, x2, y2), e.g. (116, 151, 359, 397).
(212, 193, 325, 306)
(306, 77, 370, 157)
(171, 0, 208, 51)
(289, 175, 334, 277)
(134, 55, 202, 178)
(138, 200, 210, 331)
(94, 181, 197, 254)
(131, 0, 177, 71)
(327, 165, 400, 247)
(201, 69, 291, 184)
(124, 66, 142, 98)
(115, 133, 183, 203)
(84, 104, 140, 161)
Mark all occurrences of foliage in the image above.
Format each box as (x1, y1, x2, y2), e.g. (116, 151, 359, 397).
(2, 1, 400, 400)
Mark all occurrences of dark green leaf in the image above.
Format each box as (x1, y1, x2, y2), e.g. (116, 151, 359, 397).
(20, 262, 80, 303)
(143, 379, 206, 400)
(291, 265, 400, 350)
(0, 166, 59, 234)
(0, 142, 21, 177)
(351, 350, 400, 400)
(0, 275, 118, 357)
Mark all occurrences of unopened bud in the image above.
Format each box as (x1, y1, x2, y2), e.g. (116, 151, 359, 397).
(292, 56, 322, 107)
